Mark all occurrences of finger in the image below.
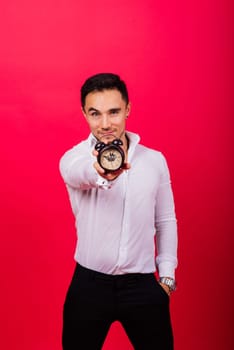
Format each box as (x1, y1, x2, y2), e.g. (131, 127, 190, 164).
(122, 163, 131, 170)
(93, 161, 105, 175)
(106, 164, 130, 177)
(92, 149, 99, 157)
(105, 168, 124, 180)
(159, 283, 171, 296)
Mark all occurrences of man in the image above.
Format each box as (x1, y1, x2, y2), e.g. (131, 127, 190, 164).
(59, 73, 178, 349)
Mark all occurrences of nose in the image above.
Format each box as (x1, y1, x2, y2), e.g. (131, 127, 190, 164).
(101, 115, 111, 129)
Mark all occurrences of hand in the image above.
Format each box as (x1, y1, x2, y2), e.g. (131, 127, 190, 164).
(159, 282, 171, 296)
(92, 148, 131, 181)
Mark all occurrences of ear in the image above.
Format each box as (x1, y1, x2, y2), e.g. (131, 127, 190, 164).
(126, 102, 131, 118)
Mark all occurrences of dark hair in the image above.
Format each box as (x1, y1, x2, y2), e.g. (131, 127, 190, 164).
(81, 73, 129, 108)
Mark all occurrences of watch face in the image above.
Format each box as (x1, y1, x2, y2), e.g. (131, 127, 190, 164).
(98, 146, 124, 171)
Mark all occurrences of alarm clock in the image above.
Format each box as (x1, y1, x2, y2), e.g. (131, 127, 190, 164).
(95, 139, 125, 172)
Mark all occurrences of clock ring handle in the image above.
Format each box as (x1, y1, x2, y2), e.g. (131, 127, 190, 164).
(112, 139, 123, 146)
(95, 141, 106, 152)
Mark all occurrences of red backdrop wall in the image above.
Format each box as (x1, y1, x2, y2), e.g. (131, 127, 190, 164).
(0, 1, 233, 349)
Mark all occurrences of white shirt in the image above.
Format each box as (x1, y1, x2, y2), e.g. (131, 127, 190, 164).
(59, 131, 178, 278)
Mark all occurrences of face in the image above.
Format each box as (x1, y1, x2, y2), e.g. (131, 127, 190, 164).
(82, 89, 130, 145)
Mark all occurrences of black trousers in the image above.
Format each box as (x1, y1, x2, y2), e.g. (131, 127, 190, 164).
(62, 264, 173, 350)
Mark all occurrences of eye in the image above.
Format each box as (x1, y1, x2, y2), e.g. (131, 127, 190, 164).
(110, 109, 120, 115)
(90, 111, 99, 117)
(91, 112, 97, 117)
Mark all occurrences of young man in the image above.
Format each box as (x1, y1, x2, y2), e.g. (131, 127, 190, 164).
(59, 73, 178, 349)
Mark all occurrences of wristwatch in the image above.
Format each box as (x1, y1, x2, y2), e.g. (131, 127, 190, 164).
(159, 277, 177, 292)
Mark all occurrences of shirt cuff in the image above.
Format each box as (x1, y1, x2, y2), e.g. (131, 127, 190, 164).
(157, 261, 176, 279)
(96, 174, 113, 190)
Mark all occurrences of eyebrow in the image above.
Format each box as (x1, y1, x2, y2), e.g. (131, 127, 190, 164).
(88, 107, 99, 113)
(109, 108, 121, 113)
(87, 107, 121, 113)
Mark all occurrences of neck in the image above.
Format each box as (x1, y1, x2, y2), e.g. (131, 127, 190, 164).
(125, 133, 130, 150)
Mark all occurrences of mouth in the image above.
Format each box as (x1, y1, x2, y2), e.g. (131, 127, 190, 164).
(100, 133, 115, 140)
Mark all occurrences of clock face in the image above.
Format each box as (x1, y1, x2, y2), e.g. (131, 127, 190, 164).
(99, 146, 124, 171)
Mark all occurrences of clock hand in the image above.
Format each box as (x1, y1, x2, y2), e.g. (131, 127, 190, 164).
(103, 153, 116, 162)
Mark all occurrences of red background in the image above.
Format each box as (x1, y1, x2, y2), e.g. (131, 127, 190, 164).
(0, 1, 233, 349)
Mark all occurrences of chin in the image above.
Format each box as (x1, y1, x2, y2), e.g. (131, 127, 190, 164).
(100, 134, 116, 142)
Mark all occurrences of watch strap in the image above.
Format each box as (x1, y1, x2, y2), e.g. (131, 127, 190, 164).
(159, 277, 177, 292)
